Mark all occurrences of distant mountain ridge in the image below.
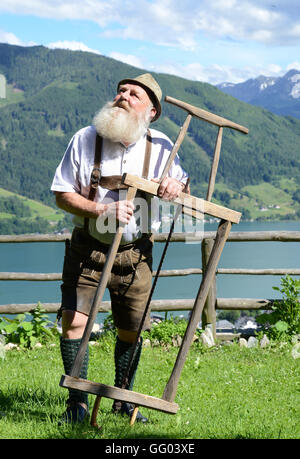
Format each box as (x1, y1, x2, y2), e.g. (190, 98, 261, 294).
(216, 69, 300, 119)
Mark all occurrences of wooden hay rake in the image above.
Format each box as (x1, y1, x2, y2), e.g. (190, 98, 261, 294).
(60, 95, 248, 427)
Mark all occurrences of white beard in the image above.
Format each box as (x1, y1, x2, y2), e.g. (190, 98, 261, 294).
(93, 101, 152, 145)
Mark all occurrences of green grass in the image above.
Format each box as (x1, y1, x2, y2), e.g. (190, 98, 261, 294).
(0, 187, 64, 223)
(242, 183, 297, 220)
(243, 182, 293, 207)
(211, 180, 299, 220)
(0, 338, 299, 439)
(279, 177, 298, 194)
(47, 125, 65, 137)
(0, 83, 25, 108)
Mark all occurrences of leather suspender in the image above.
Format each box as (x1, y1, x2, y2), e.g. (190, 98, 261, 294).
(142, 130, 152, 179)
(84, 130, 152, 231)
(87, 134, 103, 202)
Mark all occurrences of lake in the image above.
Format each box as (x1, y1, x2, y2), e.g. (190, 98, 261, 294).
(0, 220, 299, 322)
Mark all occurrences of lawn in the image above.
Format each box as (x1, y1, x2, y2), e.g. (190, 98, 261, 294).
(0, 187, 64, 223)
(0, 338, 299, 440)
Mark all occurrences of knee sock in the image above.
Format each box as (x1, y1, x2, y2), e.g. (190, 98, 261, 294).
(114, 336, 143, 390)
(60, 336, 89, 407)
(112, 336, 142, 412)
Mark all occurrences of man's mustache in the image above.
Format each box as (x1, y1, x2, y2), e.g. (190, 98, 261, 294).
(113, 100, 131, 111)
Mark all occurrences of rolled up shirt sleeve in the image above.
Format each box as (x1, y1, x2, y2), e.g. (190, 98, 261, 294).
(168, 154, 189, 185)
(51, 134, 81, 193)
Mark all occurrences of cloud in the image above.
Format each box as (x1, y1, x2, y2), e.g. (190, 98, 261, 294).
(286, 61, 300, 71)
(109, 52, 144, 68)
(191, 0, 300, 46)
(155, 62, 259, 85)
(0, 1, 115, 25)
(149, 60, 297, 85)
(1, 0, 300, 48)
(47, 41, 101, 54)
(0, 29, 22, 45)
(0, 28, 35, 46)
(1, 1, 299, 85)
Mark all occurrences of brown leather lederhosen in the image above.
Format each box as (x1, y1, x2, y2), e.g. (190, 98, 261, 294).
(61, 131, 154, 327)
(83, 130, 152, 234)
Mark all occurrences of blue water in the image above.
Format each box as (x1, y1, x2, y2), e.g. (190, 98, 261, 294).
(0, 220, 299, 322)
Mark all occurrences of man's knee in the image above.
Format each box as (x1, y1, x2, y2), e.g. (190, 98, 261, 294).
(117, 328, 138, 343)
(62, 310, 88, 339)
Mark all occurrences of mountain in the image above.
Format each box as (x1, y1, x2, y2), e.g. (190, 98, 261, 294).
(0, 43, 299, 233)
(217, 70, 300, 119)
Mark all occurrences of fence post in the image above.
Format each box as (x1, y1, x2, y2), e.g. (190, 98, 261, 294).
(201, 237, 217, 340)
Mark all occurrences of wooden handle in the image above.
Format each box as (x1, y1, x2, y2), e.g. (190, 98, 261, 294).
(159, 113, 192, 183)
(206, 126, 223, 202)
(165, 96, 249, 134)
(90, 396, 102, 428)
(70, 186, 137, 378)
(162, 219, 232, 402)
(130, 405, 139, 426)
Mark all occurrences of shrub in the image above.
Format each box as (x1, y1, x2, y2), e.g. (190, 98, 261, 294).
(257, 275, 300, 341)
(143, 317, 189, 345)
(0, 302, 58, 349)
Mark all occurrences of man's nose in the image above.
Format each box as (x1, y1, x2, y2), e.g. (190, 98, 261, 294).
(119, 89, 130, 101)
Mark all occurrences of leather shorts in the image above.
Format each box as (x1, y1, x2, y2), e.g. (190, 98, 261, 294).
(58, 227, 153, 331)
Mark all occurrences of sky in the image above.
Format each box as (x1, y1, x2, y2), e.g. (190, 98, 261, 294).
(0, 0, 300, 85)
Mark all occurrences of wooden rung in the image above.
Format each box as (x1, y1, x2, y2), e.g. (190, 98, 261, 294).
(130, 405, 139, 426)
(165, 96, 249, 134)
(122, 174, 241, 224)
(90, 395, 102, 428)
(60, 375, 178, 414)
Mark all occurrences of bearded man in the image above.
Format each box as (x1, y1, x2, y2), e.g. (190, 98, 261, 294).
(51, 73, 188, 425)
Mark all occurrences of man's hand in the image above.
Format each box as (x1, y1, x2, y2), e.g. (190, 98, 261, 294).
(152, 177, 185, 201)
(55, 192, 134, 224)
(102, 200, 134, 224)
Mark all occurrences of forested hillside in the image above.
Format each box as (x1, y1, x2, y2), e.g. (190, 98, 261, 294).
(0, 43, 299, 233)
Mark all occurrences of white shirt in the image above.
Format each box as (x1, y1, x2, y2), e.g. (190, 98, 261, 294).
(51, 125, 188, 244)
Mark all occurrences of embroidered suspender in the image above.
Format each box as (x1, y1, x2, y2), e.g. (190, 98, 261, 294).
(84, 130, 152, 231)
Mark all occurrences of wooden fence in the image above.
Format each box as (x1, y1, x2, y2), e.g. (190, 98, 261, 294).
(0, 231, 299, 337)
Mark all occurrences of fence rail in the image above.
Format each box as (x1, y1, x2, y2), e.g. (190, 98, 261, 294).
(1, 230, 300, 243)
(1, 267, 300, 282)
(0, 298, 280, 315)
(1, 231, 299, 336)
